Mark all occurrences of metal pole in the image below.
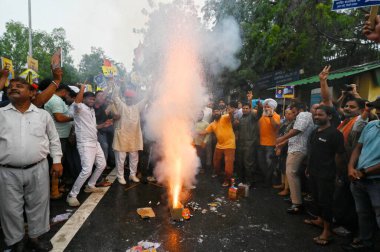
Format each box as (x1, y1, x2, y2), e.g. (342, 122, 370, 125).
(28, 0, 33, 56)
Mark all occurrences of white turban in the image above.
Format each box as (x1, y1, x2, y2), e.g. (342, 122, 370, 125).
(263, 98, 277, 109)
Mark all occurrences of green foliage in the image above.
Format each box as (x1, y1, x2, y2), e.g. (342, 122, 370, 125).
(0, 21, 79, 83)
(202, 0, 380, 93)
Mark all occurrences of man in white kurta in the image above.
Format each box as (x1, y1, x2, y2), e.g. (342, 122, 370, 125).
(113, 90, 147, 184)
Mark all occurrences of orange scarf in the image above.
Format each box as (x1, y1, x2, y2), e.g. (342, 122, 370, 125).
(338, 116, 359, 144)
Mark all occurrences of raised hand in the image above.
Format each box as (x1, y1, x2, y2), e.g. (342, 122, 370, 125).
(363, 14, 380, 43)
(319, 65, 331, 81)
(247, 91, 253, 101)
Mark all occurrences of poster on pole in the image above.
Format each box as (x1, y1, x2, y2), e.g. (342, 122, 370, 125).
(102, 66, 118, 77)
(275, 86, 295, 99)
(0, 57, 15, 87)
(27, 56, 39, 72)
(332, 0, 380, 10)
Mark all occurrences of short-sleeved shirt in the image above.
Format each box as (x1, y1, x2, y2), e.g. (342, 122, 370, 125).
(308, 126, 345, 179)
(206, 114, 235, 149)
(70, 102, 98, 147)
(259, 112, 281, 146)
(44, 94, 73, 138)
(357, 120, 380, 179)
(288, 112, 314, 154)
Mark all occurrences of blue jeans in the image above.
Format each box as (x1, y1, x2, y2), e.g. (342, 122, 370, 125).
(350, 179, 380, 246)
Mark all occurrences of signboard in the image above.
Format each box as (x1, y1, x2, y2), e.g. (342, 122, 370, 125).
(19, 69, 39, 84)
(94, 74, 107, 89)
(275, 86, 295, 99)
(0, 57, 15, 87)
(332, 0, 380, 10)
(27, 56, 39, 72)
(102, 66, 118, 77)
(256, 70, 299, 89)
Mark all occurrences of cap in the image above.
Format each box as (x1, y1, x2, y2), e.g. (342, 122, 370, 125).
(68, 85, 80, 93)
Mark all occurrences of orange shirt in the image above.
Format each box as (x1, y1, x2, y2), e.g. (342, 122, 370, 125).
(206, 114, 236, 149)
(259, 112, 280, 146)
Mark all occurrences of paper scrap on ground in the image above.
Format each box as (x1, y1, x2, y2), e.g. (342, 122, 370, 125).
(51, 213, 72, 223)
(126, 240, 161, 252)
(137, 208, 156, 218)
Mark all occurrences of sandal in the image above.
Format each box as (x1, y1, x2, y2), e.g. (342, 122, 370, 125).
(96, 180, 112, 187)
(313, 236, 333, 246)
(304, 219, 323, 228)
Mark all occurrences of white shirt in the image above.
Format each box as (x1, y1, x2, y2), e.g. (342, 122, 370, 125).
(70, 102, 98, 147)
(203, 107, 213, 123)
(288, 111, 314, 154)
(0, 103, 62, 165)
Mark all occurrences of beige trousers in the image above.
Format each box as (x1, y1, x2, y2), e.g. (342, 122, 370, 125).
(286, 152, 306, 205)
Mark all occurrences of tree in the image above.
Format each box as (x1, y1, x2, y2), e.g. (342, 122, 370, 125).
(202, 0, 380, 94)
(78, 47, 126, 84)
(0, 21, 79, 84)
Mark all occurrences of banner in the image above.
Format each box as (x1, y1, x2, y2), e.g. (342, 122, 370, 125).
(0, 57, 15, 87)
(332, 0, 380, 10)
(94, 73, 107, 89)
(19, 69, 39, 84)
(27, 56, 39, 72)
(102, 66, 118, 77)
(275, 86, 295, 99)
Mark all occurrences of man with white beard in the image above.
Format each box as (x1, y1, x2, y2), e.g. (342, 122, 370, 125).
(112, 87, 147, 184)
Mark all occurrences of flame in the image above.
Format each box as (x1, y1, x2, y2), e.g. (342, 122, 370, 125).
(155, 37, 204, 208)
(144, 11, 206, 210)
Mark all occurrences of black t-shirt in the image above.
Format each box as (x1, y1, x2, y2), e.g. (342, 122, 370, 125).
(308, 126, 345, 179)
(330, 107, 341, 128)
(95, 104, 113, 133)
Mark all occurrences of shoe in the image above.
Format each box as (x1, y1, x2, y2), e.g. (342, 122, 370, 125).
(84, 185, 103, 193)
(66, 195, 80, 207)
(278, 189, 289, 196)
(129, 175, 140, 183)
(5, 240, 24, 252)
(211, 173, 218, 178)
(341, 240, 374, 251)
(96, 180, 112, 187)
(222, 181, 229, 187)
(26, 238, 53, 252)
(303, 194, 313, 202)
(287, 204, 303, 214)
(118, 177, 127, 185)
(147, 176, 157, 182)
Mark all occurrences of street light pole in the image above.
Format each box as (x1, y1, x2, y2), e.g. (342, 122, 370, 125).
(28, 0, 33, 56)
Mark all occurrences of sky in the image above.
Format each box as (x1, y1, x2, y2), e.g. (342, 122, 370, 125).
(0, 0, 206, 70)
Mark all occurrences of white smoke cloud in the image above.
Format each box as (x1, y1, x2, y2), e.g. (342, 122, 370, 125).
(136, 0, 241, 203)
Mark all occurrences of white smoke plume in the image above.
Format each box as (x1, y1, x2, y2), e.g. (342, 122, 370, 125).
(136, 0, 241, 205)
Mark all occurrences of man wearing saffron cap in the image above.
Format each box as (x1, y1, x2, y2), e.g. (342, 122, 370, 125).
(112, 86, 147, 184)
(257, 98, 281, 187)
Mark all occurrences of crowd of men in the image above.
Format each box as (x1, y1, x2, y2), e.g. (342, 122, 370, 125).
(0, 15, 380, 252)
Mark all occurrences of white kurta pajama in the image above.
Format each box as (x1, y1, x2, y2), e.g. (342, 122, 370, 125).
(112, 96, 146, 179)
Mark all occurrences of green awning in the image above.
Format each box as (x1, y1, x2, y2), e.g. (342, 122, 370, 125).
(285, 61, 380, 87)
